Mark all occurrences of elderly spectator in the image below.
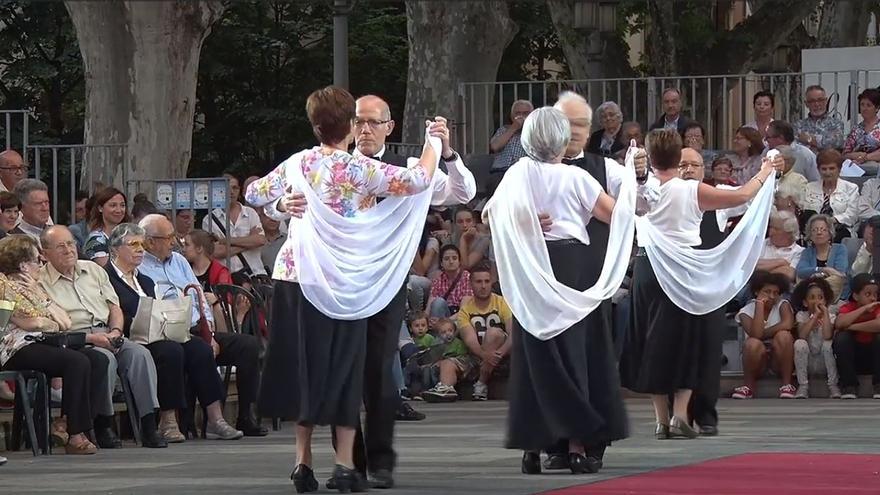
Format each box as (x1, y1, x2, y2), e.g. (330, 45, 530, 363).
(843, 89, 880, 175)
(649, 87, 689, 132)
(38, 225, 166, 448)
(0, 191, 19, 234)
(796, 214, 850, 302)
(202, 173, 267, 277)
(621, 121, 644, 147)
(756, 210, 804, 281)
(138, 214, 267, 436)
(705, 156, 736, 186)
(765, 120, 819, 182)
(0, 150, 27, 193)
(0, 234, 108, 455)
(851, 217, 878, 276)
(774, 145, 809, 207)
(795, 85, 845, 152)
(104, 223, 243, 441)
(680, 121, 715, 168)
(746, 90, 775, 139)
(83, 187, 131, 267)
(726, 126, 765, 185)
(588, 101, 626, 158)
(10, 179, 51, 241)
(489, 100, 533, 171)
(801, 149, 859, 242)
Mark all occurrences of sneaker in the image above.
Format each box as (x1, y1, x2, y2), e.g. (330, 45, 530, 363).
(472, 381, 488, 401)
(828, 384, 842, 399)
(779, 384, 797, 399)
(874, 384, 880, 399)
(841, 386, 857, 400)
(395, 402, 426, 421)
(421, 384, 458, 403)
(731, 385, 753, 399)
(794, 384, 809, 399)
(205, 419, 244, 440)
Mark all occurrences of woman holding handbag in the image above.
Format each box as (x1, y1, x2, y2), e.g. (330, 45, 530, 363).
(104, 223, 242, 442)
(0, 234, 108, 454)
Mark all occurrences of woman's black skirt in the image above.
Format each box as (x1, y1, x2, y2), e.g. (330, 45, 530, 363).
(620, 253, 703, 394)
(257, 281, 367, 427)
(506, 240, 629, 451)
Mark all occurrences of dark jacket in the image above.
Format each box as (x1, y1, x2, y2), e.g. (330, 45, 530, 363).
(587, 128, 627, 158)
(648, 114, 690, 133)
(104, 263, 157, 337)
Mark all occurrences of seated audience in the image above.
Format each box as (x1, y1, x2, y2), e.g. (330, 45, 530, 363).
(852, 218, 877, 276)
(587, 101, 626, 158)
(258, 208, 285, 274)
(37, 225, 166, 448)
(452, 265, 512, 401)
(794, 85, 845, 152)
(104, 223, 243, 441)
(174, 209, 195, 249)
(774, 192, 806, 237)
(756, 210, 804, 281)
(0, 234, 108, 455)
(726, 126, 764, 185)
(427, 245, 473, 320)
(0, 149, 27, 193)
(842, 88, 880, 176)
(833, 273, 880, 399)
(68, 190, 90, 250)
(455, 208, 491, 270)
(705, 156, 736, 186)
(138, 215, 267, 436)
(858, 176, 880, 221)
(620, 121, 644, 147)
(765, 120, 819, 182)
(796, 214, 850, 302)
(773, 145, 809, 208)
(402, 311, 436, 397)
(11, 179, 51, 241)
(421, 318, 473, 402)
(790, 277, 840, 399)
(681, 121, 715, 168)
(182, 229, 232, 330)
(409, 224, 439, 311)
(131, 196, 158, 223)
(0, 191, 19, 234)
(733, 271, 795, 399)
(801, 149, 859, 242)
(83, 187, 131, 266)
(649, 87, 689, 132)
(489, 100, 533, 172)
(202, 173, 268, 277)
(745, 90, 775, 139)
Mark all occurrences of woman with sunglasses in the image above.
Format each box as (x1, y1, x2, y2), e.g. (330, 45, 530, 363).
(104, 223, 243, 442)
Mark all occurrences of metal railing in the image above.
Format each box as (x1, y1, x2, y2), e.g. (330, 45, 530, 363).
(27, 143, 128, 225)
(1, 110, 31, 162)
(457, 70, 880, 155)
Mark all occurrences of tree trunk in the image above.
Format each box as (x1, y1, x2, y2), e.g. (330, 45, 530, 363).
(64, 0, 225, 191)
(546, 0, 596, 80)
(646, 0, 679, 76)
(402, 0, 517, 153)
(817, 0, 872, 48)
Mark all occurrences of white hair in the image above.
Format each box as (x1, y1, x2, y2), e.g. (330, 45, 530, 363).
(138, 213, 170, 236)
(553, 91, 593, 129)
(521, 107, 571, 163)
(769, 210, 799, 238)
(596, 101, 623, 121)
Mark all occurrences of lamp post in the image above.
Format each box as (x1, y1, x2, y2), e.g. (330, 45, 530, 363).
(333, 0, 357, 89)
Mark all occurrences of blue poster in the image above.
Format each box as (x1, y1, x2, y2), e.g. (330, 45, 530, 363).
(175, 181, 193, 209)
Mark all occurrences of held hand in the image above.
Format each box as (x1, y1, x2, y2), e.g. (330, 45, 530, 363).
(87, 333, 114, 351)
(428, 117, 453, 158)
(633, 148, 648, 178)
(278, 188, 307, 218)
(538, 213, 553, 232)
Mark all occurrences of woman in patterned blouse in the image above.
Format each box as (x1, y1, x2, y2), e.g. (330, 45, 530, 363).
(247, 86, 440, 493)
(843, 89, 880, 174)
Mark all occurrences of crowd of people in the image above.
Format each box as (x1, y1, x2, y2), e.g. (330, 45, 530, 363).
(0, 81, 878, 489)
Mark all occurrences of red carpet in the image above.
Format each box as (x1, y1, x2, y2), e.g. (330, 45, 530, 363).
(540, 453, 880, 495)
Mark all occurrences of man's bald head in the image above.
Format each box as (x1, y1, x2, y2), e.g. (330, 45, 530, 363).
(356, 95, 391, 120)
(40, 225, 78, 274)
(553, 92, 593, 158)
(140, 214, 176, 260)
(139, 213, 173, 236)
(0, 150, 26, 190)
(679, 147, 705, 181)
(355, 95, 395, 157)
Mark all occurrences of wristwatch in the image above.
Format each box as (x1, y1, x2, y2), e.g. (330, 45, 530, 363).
(442, 150, 459, 162)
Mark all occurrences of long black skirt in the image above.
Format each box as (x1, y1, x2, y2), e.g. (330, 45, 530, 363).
(506, 241, 629, 451)
(257, 281, 367, 427)
(620, 254, 703, 394)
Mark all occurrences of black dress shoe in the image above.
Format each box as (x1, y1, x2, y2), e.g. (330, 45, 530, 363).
(543, 453, 569, 470)
(395, 402, 426, 421)
(94, 427, 122, 449)
(291, 464, 319, 493)
(368, 468, 394, 489)
(521, 452, 541, 475)
(585, 444, 607, 470)
(236, 417, 269, 437)
(568, 453, 600, 474)
(699, 424, 719, 436)
(331, 464, 369, 493)
(142, 429, 168, 448)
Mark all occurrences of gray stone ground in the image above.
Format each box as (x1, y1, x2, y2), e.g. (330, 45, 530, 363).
(2, 398, 879, 494)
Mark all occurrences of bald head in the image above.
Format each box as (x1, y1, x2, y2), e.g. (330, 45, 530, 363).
(0, 150, 26, 190)
(554, 92, 593, 158)
(679, 147, 704, 181)
(40, 225, 78, 274)
(355, 95, 395, 157)
(140, 214, 176, 260)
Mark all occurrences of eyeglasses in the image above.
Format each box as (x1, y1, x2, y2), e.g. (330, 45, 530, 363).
(678, 162, 702, 171)
(125, 240, 146, 250)
(353, 119, 391, 130)
(806, 98, 827, 104)
(148, 233, 175, 241)
(0, 166, 27, 174)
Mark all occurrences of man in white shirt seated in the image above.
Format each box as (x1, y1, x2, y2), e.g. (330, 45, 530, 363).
(755, 210, 804, 282)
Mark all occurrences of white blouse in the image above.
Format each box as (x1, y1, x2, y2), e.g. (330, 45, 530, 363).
(642, 178, 702, 247)
(801, 179, 860, 227)
(531, 162, 603, 245)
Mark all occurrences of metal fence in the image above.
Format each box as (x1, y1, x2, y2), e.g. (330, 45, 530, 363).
(457, 69, 880, 155)
(1, 110, 31, 161)
(27, 144, 128, 225)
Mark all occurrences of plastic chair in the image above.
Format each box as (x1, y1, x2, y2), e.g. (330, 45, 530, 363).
(0, 370, 50, 456)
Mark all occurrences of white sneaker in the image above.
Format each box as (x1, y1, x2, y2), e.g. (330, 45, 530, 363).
(205, 419, 244, 440)
(794, 384, 809, 399)
(828, 384, 842, 399)
(472, 381, 488, 401)
(422, 384, 458, 403)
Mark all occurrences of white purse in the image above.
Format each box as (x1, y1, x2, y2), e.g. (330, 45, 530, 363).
(129, 286, 193, 345)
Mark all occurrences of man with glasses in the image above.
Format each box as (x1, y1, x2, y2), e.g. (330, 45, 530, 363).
(38, 225, 166, 448)
(137, 214, 267, 437)
(0, 150, 27, 193)
(794, 85, 845, 152)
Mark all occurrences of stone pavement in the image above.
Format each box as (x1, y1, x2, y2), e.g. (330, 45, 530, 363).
(2, 398, 879, 494)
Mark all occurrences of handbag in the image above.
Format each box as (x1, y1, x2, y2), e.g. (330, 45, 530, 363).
(129, 287, 193, 345)
(24, 332, 87, 350)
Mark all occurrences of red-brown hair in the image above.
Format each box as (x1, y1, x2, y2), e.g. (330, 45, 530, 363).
(305, 86, 355, 145)
(816, 148, 843, 169)
(735, 126, 764, 157)
(87, 187, 131, 231)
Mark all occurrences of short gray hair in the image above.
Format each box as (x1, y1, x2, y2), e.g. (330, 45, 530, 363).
(138, 213, 169, 236)
(806, 213, 834, 235)
(770, 210, 799, 238)
(12, 179, 47, 204)
(520, 107, 571, 162)
(596, 101, 623, 122)
(109, 223, 145, 253)
(553, 91, 593, 127)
